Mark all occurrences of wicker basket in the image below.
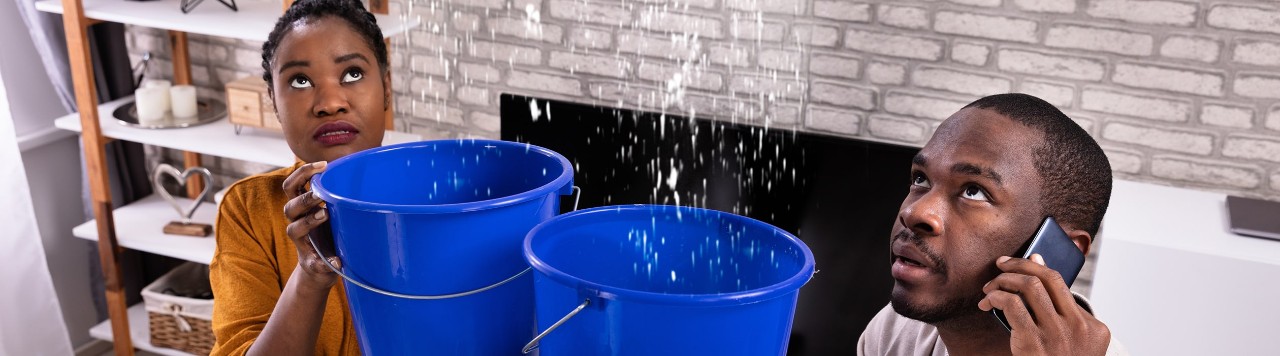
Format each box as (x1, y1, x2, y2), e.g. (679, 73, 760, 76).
(142, 262, 214, 355)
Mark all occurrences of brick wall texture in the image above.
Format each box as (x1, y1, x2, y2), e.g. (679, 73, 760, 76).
(128, 0, 1280, 200)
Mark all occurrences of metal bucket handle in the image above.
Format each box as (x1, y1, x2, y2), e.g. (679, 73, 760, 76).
(306, 185, 582, 300)
(522, 298, 591, 354)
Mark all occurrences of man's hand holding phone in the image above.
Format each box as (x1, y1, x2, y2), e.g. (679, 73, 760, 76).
(979, 254, 1111, 355)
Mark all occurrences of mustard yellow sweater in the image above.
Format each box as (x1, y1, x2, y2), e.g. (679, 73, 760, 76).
(210, 162, 359, 355)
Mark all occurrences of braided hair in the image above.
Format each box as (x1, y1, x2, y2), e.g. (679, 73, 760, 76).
(260, 0, 388, 90)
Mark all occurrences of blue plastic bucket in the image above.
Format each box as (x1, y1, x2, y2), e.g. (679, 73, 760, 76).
(312, 139, 574, 355)
(523, 205, 815, 355)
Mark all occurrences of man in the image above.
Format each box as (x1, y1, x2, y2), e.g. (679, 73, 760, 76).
(858, 93, 1126, 355)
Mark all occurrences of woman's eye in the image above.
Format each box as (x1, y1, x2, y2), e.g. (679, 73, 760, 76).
(342, 70, 363, 83)
(961, 185, 989, 202)
(289, 76, 311, 89)
(911, 173, 930, 188)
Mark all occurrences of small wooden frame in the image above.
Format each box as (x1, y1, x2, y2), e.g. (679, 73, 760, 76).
(164, 221, 213, 237)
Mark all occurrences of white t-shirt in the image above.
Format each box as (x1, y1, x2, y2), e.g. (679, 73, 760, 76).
(857, 293, 1128, 356)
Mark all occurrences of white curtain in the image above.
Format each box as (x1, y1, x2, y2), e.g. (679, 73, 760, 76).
(13, 0, 76, 112)
(0, 61, 74, 356)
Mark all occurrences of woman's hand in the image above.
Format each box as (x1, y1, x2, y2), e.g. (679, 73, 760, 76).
(282, 161, 341, 291)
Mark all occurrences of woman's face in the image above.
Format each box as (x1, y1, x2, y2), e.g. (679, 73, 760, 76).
(270, 16, 388, 163)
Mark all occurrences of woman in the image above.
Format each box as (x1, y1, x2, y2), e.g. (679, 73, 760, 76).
(209, 0, 389, 354)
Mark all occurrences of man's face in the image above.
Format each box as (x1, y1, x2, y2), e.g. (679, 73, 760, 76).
(888, 107, 1046, 323)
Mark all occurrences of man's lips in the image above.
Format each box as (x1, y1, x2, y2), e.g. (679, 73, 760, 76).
(891, 241, 935, 270)
(313, 121, 359, 146)
(891, 239, 940, 283)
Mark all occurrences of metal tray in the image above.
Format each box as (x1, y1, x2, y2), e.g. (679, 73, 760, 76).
(113, 98, 226, 129)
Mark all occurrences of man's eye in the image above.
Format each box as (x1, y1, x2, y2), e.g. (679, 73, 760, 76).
(289, 76, 312, 89)
(911, 173, 931, 188)
(342, 70, 363, 83)
(961, 185, 989, 202)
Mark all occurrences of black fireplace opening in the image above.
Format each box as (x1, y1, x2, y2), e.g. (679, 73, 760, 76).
(501, 94, 919, 355)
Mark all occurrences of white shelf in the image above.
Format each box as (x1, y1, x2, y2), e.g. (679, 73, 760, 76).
(72, 194, 217, 264)
(54, 96, 424, 168)
(89, 303, 198, 356)
(35, 0, 418, 42)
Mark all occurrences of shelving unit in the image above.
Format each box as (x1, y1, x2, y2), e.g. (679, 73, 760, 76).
(41, 0, 420, 354)
(53, 96, 423, 168)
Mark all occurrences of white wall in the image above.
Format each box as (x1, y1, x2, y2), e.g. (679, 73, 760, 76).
(2, 0, 97, 349)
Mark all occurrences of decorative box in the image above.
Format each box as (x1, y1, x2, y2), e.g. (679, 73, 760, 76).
(225, 76, 280, 133)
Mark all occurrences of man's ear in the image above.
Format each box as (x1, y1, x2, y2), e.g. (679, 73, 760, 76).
(1066, 228, 1093, 257)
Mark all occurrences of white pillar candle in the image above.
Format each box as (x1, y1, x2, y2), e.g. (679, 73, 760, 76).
(134, 86, 167, 124)
(142, 79, 172, 113)
(170, 85, 198, 119)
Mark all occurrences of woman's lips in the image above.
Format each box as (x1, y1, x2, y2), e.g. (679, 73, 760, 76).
(313, 121, 359, 147)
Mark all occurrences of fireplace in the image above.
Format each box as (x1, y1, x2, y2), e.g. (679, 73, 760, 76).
(501, 94, 919, 355)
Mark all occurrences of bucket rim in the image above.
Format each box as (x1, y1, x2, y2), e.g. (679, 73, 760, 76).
(312, 139, 573, 214)
(523, 205, 816, 306)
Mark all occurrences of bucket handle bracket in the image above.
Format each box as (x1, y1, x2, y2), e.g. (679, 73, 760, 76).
(307, 236, 531, 300)
(522, 298, 590, 354)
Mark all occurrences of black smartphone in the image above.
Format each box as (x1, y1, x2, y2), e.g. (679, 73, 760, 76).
(993, 216, 1086, 331)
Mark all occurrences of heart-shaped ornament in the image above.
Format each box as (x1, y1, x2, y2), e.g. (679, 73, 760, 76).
(153, 164, 214, 223)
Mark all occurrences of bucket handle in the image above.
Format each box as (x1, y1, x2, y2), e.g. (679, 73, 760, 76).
(570, 186, 581, 211)
(522, 298, 591, 354)
(304, 185, 583, 300)
(308, 236, 532, 300)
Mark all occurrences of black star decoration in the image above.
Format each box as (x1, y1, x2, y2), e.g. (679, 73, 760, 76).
(180, 0, 237, 14)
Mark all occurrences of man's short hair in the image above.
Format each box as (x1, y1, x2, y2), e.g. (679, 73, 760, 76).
(964, 93, 1112, 239)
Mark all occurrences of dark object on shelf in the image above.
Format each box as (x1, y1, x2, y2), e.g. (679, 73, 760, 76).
(162, 287, 214, 300)
(113, 98, 226, 129)
(180, 0, 237, 14)
(1227, 195, 1280, 242)
(501, 94, 918, 356)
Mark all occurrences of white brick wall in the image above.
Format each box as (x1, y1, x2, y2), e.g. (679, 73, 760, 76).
(951, 42, 990, 66)
(1045, 24, 1153, 56)
(878, 5, 930, 30)
(1088, 0, 1198, 27)
(911, 66, 1012, 96)
(1201, 104, 1254, 128)
(807, 106, 862, 136)
(813, 1, 871, 22)
(845, 29, 945, 61)
(1207, 4, 1280, 35)
(884, 91, 968, 121)
(1151, 156, 1262, 189)
(1112, 63, 1224, 97)
(1102, 122, 1214, 155)
(131, 0, 1280, 202)
(1233, 39, 1280, 67)
(1081, 88, 1192, 122)
(935, 11, 1039, 43)
(1015, 0, 1076, 13)
(1161, 36, 1221, 63)
(998, 49, 1107, 81)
